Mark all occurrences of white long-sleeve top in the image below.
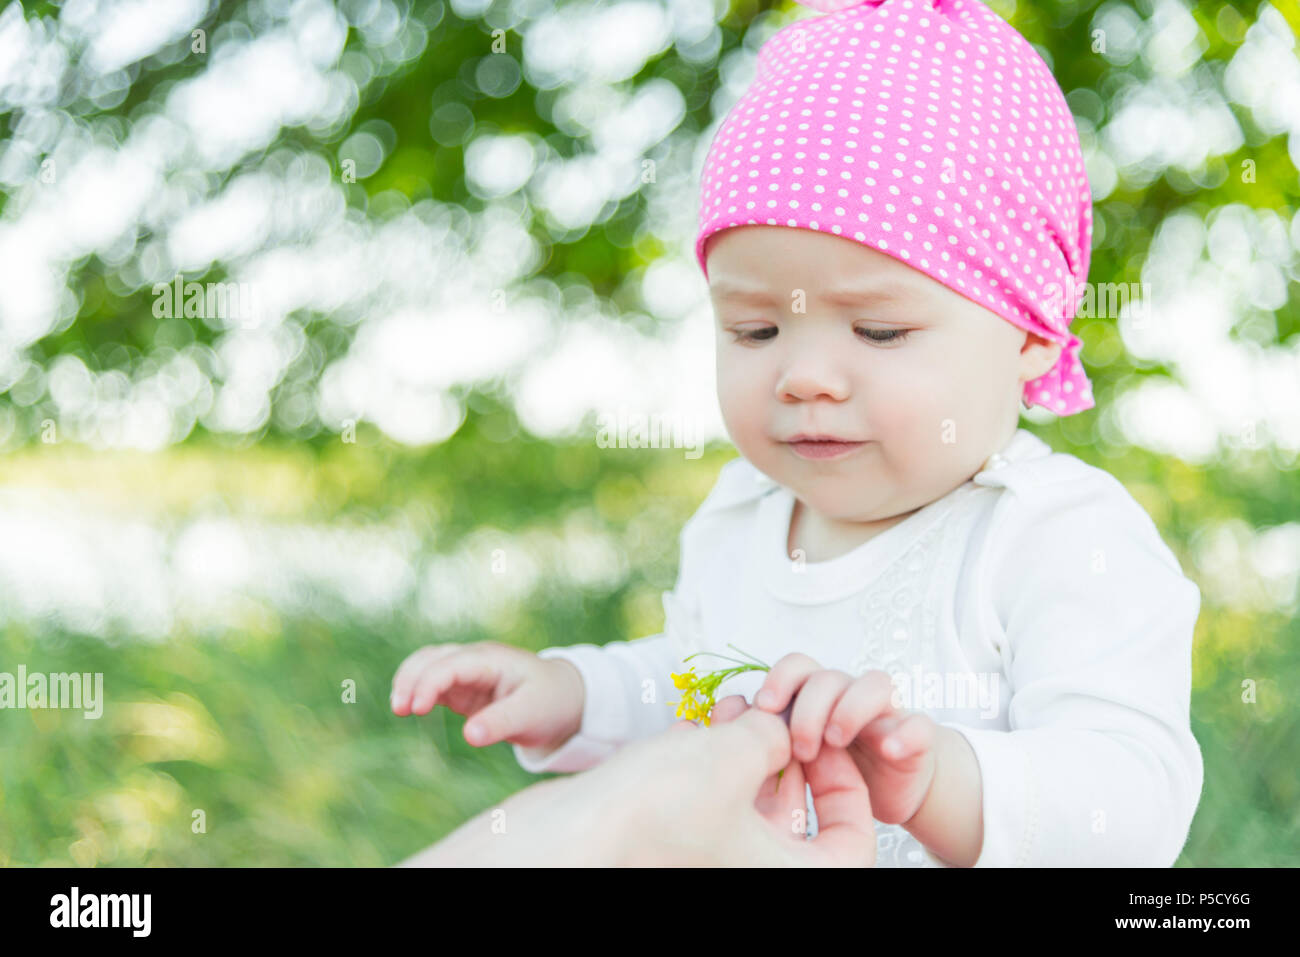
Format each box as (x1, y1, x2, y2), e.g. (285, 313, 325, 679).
(512, 428, 1204, 867)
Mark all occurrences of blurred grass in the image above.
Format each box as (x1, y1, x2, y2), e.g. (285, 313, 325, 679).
(0, 617, 528, 866)
(3, 599, 1294, 866)
(0, 412, 1295, 865)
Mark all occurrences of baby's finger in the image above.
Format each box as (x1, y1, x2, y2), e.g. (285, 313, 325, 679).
(391, 644, 461, 712)
(461, 685, 536, 746)
(824, 671, 898, 747)
(407, 652, 500, 716)
(752, 652, 824, 714)
(867, 711, 935, 762)
(789, 670, 851, 763)
(392, 643, 459, 688)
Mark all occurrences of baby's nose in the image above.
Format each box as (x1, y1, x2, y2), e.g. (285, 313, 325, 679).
(777, 365, 852, 403)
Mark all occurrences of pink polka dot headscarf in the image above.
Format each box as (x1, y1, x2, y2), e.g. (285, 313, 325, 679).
(694, 0, 1095, 415)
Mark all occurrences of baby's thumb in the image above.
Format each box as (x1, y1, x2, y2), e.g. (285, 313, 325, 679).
(462, 689, 537, 747)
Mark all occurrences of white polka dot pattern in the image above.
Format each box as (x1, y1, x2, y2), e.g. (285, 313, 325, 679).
(695, 0, 1095, 416)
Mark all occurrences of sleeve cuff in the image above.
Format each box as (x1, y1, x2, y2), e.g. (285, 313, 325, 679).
(512, 732, 616, 774)
(511, 645, 630, 774)
(939, 722, 1038, 867)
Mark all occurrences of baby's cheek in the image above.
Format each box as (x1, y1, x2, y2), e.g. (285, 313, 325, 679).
(716, 381, 767, 445)
(715, 357, 760, 405)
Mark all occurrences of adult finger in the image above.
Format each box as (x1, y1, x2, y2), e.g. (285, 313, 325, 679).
(801, 746, 876, 867)
(753, 755, 808, 841)
(709, 694, 749, 725)
(706, 707, 792, 794)
(707, 695, 805, 820)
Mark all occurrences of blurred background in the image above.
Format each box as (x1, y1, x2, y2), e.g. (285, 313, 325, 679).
(0, 0, 1296, 866)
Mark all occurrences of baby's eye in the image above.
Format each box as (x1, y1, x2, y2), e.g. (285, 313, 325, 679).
(732, 327, 778, 343)
(856, 327, 911, 344)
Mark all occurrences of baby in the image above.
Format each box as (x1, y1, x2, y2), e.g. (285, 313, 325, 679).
(391, 0, 1203, 866)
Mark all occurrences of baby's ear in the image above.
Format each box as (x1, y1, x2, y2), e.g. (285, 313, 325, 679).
(1018, 331, 1063, 383)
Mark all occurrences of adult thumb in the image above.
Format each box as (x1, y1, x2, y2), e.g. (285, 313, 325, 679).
(709, 707, 792, 789)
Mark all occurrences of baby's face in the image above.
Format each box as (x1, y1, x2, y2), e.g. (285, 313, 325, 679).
(705, 225, 1060, 523)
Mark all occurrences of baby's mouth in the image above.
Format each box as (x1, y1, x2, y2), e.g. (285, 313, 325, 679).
(785, 437, 867, 460)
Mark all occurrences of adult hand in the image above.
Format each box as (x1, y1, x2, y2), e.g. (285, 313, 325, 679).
(701, 694, 878, 866)
(404, 695, 875, 866)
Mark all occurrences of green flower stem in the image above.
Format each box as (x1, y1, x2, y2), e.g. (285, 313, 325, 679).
(677, 645, 785, 794)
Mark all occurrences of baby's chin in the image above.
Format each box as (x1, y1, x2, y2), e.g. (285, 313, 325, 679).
(783, 472, 901, 515)
(800, 494, 917, 525)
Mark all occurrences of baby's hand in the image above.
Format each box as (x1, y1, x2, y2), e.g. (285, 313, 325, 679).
(752, 653, 938, 825)
(390, 641, 586, 753)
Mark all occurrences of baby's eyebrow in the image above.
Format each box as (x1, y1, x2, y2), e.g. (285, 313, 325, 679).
(822, 285, 915, 307)
(709, 280, 927, 309)
(710, 285, 780, 305)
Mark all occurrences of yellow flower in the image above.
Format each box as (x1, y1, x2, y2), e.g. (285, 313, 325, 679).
(667, 645, 772, 727)
(670, 669, 696, 690)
